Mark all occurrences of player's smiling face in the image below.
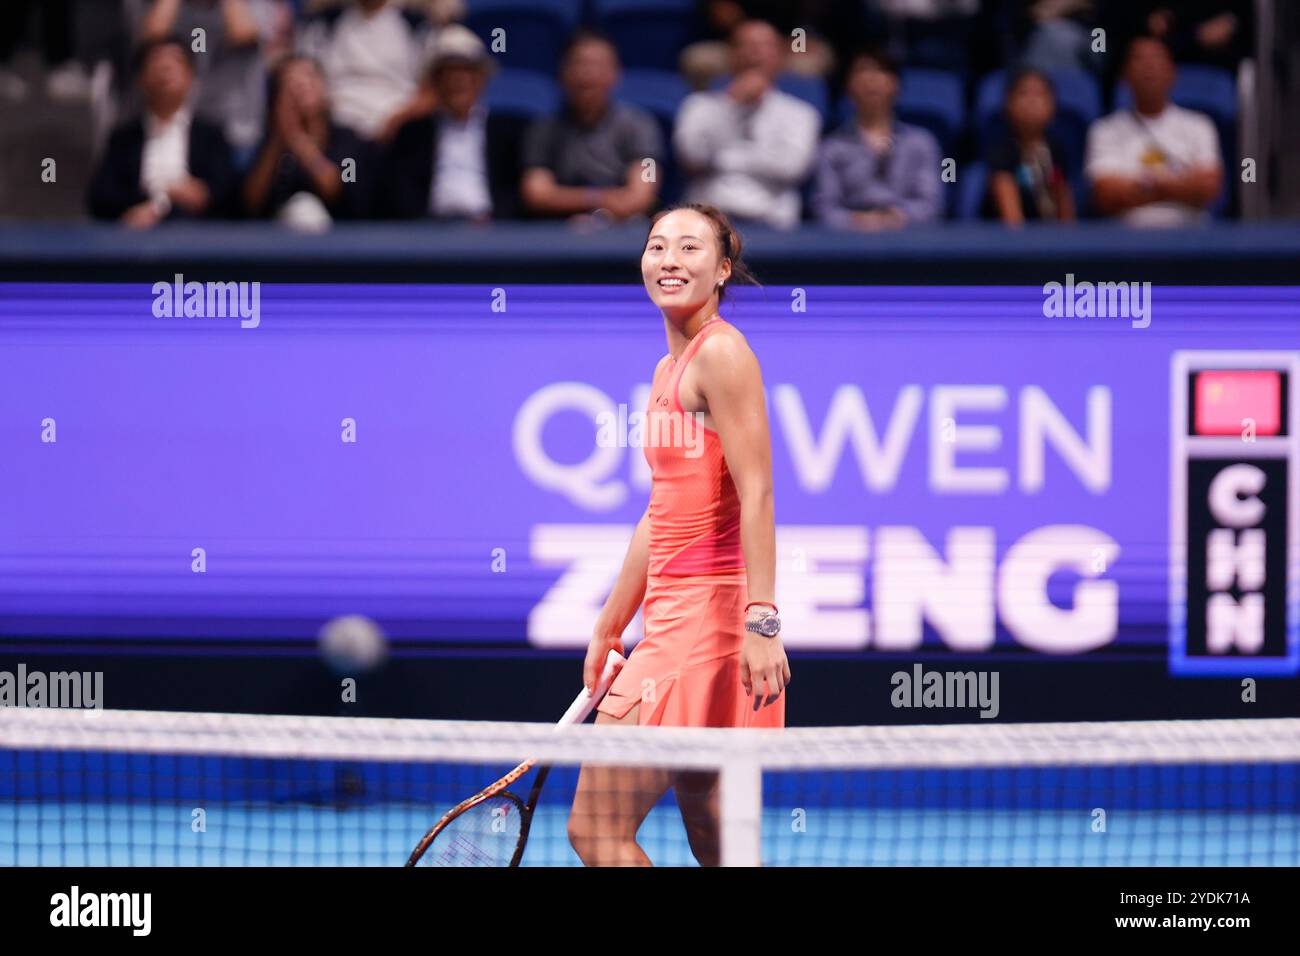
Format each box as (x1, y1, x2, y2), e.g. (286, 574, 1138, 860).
(642, 210, 729, 311)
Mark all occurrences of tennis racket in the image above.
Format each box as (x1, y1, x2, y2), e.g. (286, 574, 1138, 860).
(405, 648, 625, 867)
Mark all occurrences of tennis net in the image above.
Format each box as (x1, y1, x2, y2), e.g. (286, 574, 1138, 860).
(3, 709, 1298, 866)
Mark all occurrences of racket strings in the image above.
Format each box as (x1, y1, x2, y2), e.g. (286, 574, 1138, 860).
(423, 795, 523, 866)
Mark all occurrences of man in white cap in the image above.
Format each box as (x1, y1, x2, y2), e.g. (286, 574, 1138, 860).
(382, 24, 526, 221)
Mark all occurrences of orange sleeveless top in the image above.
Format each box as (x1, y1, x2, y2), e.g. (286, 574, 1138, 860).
(644, 319, 745, 578)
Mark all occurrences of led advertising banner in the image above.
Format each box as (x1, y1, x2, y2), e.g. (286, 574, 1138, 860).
(1, 284, 1295, 676)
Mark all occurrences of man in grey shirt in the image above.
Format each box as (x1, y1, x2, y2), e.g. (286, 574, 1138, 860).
(813, 47, 942, 230)
(673, 19, 820, 230)
(521, 29, 662, 223)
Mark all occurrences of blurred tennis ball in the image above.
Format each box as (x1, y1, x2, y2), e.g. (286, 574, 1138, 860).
(318, 614, 389, 674)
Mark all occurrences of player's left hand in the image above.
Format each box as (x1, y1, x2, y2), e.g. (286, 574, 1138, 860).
(740, 630, 789, 710)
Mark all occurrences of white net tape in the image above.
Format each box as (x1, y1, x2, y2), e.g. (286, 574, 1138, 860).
(5, 709, 1300, 770)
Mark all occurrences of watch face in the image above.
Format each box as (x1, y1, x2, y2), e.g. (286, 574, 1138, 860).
(760, 616, 780, 637)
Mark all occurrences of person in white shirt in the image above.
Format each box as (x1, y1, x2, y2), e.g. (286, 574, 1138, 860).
(674, 19, 820, 230)
(299, 0, 427, 141)
(1085, 35, 1222, 227)
(139, 0, 289, 157)
(87, 36, 236, 227)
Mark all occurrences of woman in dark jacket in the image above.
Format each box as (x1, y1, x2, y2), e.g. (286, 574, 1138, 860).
(242, 55, 372, 221)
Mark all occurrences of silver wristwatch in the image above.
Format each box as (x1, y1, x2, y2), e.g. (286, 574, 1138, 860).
(745, 611, 781, 638)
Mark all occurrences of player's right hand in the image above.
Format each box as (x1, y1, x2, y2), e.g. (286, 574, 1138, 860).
(583, 630, 624, 694)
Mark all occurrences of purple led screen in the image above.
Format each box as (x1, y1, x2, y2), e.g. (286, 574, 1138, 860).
(1, 284, 1296, 673)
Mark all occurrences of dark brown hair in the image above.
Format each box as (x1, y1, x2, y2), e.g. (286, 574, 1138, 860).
(133, 35, 193, 75)
(647, 202, 760, 304)
(1006, 65, 1055, 101)
(561, 27, 619, 67)
(259, 54, 330, 140)
(849, 44, 900, 79)
(1123, 32, 1173, 68)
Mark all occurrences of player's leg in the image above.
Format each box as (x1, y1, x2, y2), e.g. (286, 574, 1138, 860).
(672, 769, 721, 867)
(670, 580, 744, 867)
(568, 703, 672, 866)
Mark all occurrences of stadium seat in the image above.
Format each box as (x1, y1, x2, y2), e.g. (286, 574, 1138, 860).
(1072, 174, 1091, 219)
(463, 0, 582, 74)
(895, 69, 965, 157)
(616, 68, 690, 124)
(1114, 65, 1237, 215)
(903, 15, 976, 74)
(955, 160, 988, 220)
(775, 73, 829, 126)
(974, 68, 1102, 177)
(592, 0, 698, 72)
(616, 69, 690, 204)
(484, 68, 561, 119)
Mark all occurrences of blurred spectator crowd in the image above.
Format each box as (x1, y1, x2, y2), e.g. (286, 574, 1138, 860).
(0, 0, 1255, 230)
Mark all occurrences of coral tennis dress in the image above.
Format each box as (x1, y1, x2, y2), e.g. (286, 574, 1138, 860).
(596, 318, 785, 729)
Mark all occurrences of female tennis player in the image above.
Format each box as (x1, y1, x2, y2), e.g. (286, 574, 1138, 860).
(567, 203, 789, 867)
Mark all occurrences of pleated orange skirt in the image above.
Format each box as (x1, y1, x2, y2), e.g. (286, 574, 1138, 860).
(596, 572, 786, 728)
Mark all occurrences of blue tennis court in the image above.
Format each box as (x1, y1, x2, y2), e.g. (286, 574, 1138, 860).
(6, 759, 1298, 866)
(5, 802, 1298, 867)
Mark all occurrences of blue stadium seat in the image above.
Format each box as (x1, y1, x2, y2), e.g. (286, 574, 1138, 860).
(1114, 65, 1237, 215)
(592, 0, 698, 72)
(895, 68, 965, 157)
(616, 69, 690, 204)
(955, 160, 988, 220)
(484, 68, 560, 118)
(616, 68, 690, 123)
(1072, 174, 1091, 219)
(974, 69, 1101, 178)
(463, 0, 581, 74)
(903, 15, 976, 74)
(775, 73, 829, 126)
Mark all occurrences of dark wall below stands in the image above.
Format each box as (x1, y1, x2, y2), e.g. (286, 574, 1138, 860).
(2, 221, 1299, 285)
(0, 650, 1294, 724)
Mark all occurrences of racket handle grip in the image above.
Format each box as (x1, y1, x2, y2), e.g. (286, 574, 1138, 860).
(557, 648, 625, 727)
